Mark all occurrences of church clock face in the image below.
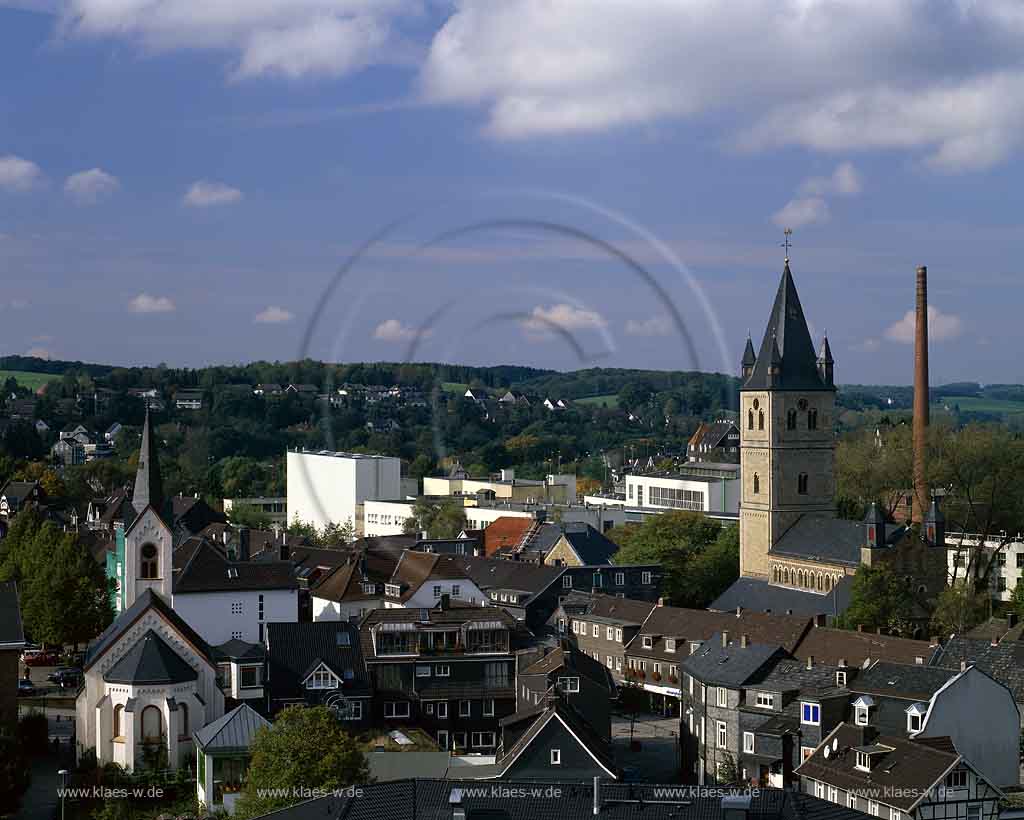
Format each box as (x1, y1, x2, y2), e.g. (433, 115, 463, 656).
(797, 398, 808, 411)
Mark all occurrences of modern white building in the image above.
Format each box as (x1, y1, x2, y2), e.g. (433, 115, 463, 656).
(623, 463, 740, 516)
(222, 496, 287, 526)
(423, 469, 576, 504)
(286, 449, 400, 532)
(362, 498, 626, 538)
(947, 534, 1024, 602)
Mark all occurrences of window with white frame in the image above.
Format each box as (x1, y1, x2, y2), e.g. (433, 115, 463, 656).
(606, 626, 614, 640)
(384, 702, 410, 718)
(459, 700, 471, 717)
(557, 677, 580, 692)
(615, 627, 622, 642)
(946, 770, 968, 789)
(801, 702, 820, 725)
(814, 781, 825, 798)
(435, 664, 450, 677)
(755, 692, 774, 708)
(966, 806, 981, 820)
(836, 671, 847, 686)
(385, 583, 401, 597)
(855, 751, 871, 772)
(607, 655, 613, 668)
(425, 702, 435, 715)
(551, 749, 561, 765)
(416, 665, 432, 678)
(848, 793, 858, 810)
(483, 699, 494, 716)
(305, 664, 338, 690)
(828, 786, 838, 803)
(717, 687, 728, 707)
(665, 638, 676, 653)
(642, 571, 653, 584)
(593, 624, 599, 638)
(717, 721, 727, 749)
(891, 810, 901, 820)
(868, 801, 879, 816)
(743, 732, 754, 754)
(345, 700, 363, 721)
(563, 575, 572, 588)
(615, 657, 622, 672)
(471, 732, 495, 748)
(437, 701, 448, 718)
(642, 636, 653, 649)
(433, 585, 442, 598)
(615, 572, 625, 586)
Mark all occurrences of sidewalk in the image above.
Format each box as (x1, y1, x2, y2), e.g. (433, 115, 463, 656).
(15, 743, 75, 820)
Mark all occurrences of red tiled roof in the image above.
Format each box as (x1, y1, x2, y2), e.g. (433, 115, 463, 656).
(483, 517, 534, 556)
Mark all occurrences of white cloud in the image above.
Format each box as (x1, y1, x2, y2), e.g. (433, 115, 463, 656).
(64, 167, 119, 203)
(799, 162, 862, 197)
(373, 318, 430, 342)
(254, 305, 294, 324)
(183, 180, 243, 207)
(418, 1, 1024, 170)
(522, 303, 607, 341)
(0, 155, 42, 191)
(129, 293, 176, 314)
(772, 197, 830, 229)
(884, 305, 963, 344)
(60, 0, 409, 80)
(624, 315, 672, 337)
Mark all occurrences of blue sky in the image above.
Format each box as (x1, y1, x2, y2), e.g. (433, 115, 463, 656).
(2, 1, 1023, 385)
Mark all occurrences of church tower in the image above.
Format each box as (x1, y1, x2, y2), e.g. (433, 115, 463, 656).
(132, 407, 164, 515)
(738, 261, 837, 578)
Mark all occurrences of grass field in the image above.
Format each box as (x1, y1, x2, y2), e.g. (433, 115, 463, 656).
(0, 370, 54, 391)
(440, 381, 469, 394)
(933, 396, 1024, 417)
(574, 393, 620, 408)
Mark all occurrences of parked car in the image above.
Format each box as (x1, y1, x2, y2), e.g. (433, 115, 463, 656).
(47, 668, 82, 689)
(23, 649, 59, 667)
(17, 679, 36, 697)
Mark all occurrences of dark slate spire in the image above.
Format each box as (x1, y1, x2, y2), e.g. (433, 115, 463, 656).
(742, 260, 831, 391)
(864, 501, 886, 548)
(133, 407, 163, 514)
(818, 334, 835, 387)
(741, 334, 757, 380)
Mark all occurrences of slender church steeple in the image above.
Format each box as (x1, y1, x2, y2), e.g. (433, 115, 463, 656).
(132, 407, 163, 514)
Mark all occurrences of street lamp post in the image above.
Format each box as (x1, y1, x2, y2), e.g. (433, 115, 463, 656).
(58, 769, 69, 820)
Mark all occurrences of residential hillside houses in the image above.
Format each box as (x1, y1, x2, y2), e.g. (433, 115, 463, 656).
(0, 581, 24, 733)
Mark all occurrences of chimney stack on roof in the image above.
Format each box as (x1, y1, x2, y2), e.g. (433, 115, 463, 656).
(722, 631, 729, 648)
(913, 265, 930, 524)
(740, 634, 749, 648)
(806, 655, 814, 670)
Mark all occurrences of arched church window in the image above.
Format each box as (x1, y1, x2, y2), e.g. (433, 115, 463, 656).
(817, 573, 824, 591)
(179, 703, 189, 738)
(798, 474, 808, 495)
(783, 568, 790, 584)
(748, 409, 754, 430)
(113, 704, 123, 739)
(808, 409, 818, 430)
(787, 409, 797, 430)
(140, 543, 158, 579)
(141, 705, 163, 744)
(753, 473, 760, 494)
(758, 411, 765, 430)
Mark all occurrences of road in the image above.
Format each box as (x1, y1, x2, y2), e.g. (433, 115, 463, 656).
(610, 713, 681, 783)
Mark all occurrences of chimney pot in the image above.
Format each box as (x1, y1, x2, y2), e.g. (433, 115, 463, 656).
(736, 605, 742, 617)
(960, 660, 968, 673)
(657, 597, 664, 607)
(806, 655, 813, 670)
(741, 634, 749, 648)
(838, 657, 847, 668)
(722, 631, 729, 648)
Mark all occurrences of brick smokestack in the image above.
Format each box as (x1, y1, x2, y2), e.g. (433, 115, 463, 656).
(912, 266, 930, 524)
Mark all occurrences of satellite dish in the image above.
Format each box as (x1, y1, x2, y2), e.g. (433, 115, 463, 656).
(832, 738, 839, 752)
(823, 746, 831, 759)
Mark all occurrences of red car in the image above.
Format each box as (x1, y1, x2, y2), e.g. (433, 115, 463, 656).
(22, 649, 59, 667)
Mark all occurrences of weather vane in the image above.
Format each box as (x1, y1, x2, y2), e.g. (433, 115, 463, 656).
(781, 228, 793, 261)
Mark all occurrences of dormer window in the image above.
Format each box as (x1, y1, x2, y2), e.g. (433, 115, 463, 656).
(362, 582, 376, 595)
(305, 663, 339, 690)
(801, 702, 820, 725)
(385, 583, 401, 597)
(906, 702, 928, 734)
(665, 639, 676, 653)
(853, 695, 874, 726)
(642, 636, 654, 649)
(836, 671, 847, 687)
(855, 751, 871, 772)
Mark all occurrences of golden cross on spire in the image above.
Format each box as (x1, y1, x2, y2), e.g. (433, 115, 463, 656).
(781, 228, 793, 261)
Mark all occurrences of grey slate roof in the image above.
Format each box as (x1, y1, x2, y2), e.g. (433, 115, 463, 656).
(709, 575, 853, 618)
(84, 588, 214, 671)
(769, 515, 865, 567)
(849, 661, 954, 702)
(0, 581, 25, 647)
(174, 538, 297, 594)
(932, 636, 1024, 704)
(103, 629, 199, 685)
(212, 638, 266, 663)
(558, 523, 619, 565)
(366, 751, 451, 782)
(742, 262, 831, 392)
(193, 703, 271, 753)
(251, 779, 877, 820)
(681, 633, 785, 686)
(266, 621, 370, 704)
